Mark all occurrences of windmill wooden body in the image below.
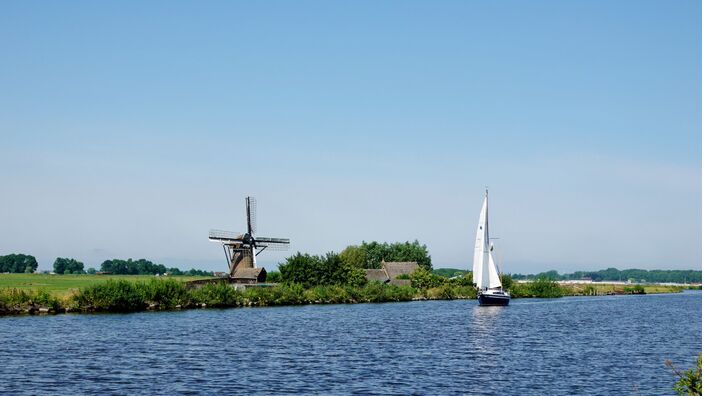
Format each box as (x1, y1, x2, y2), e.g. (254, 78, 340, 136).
(209, 197, 289, 282)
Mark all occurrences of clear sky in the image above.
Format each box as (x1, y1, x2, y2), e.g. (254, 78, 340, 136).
(0, 1, 701, 273)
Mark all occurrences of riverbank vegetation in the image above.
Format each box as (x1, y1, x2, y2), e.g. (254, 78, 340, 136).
(339, 240, 432, 270)
(0, 271, 689, 316)
(0, 278, 474, 315)
(0, 273, 209, 296)
(0, 245, 694, 316)
(666, 354, 702, 396)
(511, 268, 701, 284)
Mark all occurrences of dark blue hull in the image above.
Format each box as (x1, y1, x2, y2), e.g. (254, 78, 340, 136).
(478, 293, 510, 306)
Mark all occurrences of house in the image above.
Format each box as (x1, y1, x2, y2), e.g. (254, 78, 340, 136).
(364, 261, 419, 286)
(231, 267, 267, 284)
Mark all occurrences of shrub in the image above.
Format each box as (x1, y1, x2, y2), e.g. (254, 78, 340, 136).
(279, 252, 367, 288)
(510, 278, 564, 298)
(666, 354, 702, 396)
(141, 279, 190, 307)
(0, 288, 62, 311)
(624, 285, 645, 294)
(73, 280, 145, 312)
(409, 268, 446, 289)
(266, 271, 283, 283)
(269, 283, 305, 305)
(190, 283, 242, 307)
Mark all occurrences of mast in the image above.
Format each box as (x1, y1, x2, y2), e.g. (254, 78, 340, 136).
(485, 188, 489, 243)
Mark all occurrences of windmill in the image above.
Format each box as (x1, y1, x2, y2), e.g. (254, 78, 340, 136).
(209, 197, 290, 279)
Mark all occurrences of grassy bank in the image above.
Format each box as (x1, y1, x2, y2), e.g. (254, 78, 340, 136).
(0, 277, 692, 316)
(0, 279, 478, 315)
(0, 273, 210, 297)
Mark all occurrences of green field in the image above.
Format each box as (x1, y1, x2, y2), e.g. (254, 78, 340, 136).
(0, 274, 210, 296)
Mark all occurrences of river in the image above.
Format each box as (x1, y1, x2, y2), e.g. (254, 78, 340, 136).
(0, 291, 700, 395)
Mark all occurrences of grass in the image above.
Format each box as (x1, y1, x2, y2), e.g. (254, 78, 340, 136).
(0, 274, 691, 316)
(0, 273, 210, 297)
(557, 283, 685, 296)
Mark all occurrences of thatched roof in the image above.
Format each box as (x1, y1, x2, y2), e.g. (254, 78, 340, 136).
(390, 279, 412, 287)
(232, 267, 266, 280)
(364, 269, 390, 283)
(382, 261, 419, 280)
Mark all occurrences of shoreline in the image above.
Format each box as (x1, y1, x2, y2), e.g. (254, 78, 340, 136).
(0, 280, 695, 317)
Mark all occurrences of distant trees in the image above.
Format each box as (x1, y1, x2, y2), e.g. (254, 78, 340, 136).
(0, 254, 38, 273)
(100, 259, 211, 276)
(511, 268, 702, 284)
(53, 258, 85, 274)
(433, 268, 469, 278)
(339, 240, 432, 270)
(279, 252, 366, 288)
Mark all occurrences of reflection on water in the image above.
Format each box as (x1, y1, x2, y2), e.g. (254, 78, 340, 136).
(0, 292, 700, 395)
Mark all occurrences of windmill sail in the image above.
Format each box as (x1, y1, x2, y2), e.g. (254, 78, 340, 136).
(473, 191, 502, 290)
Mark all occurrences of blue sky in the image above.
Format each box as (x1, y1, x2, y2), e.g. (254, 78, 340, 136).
(0, 1, 700, 273)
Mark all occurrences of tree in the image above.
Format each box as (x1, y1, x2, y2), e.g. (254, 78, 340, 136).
(409, 268, 445, 289)
(279, 252, 366, 288)
(266, 271, 282, 283)
(354, 240, 432, 270)
(86, 267, 97, 274)
(339, 245, 367, 268)
(500, 274, 513, 290)
(53, 258, 85, 274)
(0, 254, 38, 273)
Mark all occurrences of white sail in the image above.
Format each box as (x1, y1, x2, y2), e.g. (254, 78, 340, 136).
(472, 191, 503, 290)
(472, 196, 487, 289)
(487, 249, 502, 289)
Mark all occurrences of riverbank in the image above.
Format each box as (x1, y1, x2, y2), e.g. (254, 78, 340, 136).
(0, 277, 693, 316)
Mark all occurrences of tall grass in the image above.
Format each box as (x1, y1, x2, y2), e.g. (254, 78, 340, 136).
(509, 278, 564, 298)
(0, 288, 62, 312)
(0, 275, 687, 316)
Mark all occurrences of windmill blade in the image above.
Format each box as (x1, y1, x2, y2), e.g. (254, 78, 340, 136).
(209, 229, 244, 242)
(257, 243, 290, 251)
(255, 237, 289, 244)
(246, 197, 257, 235)
(251, 244, 257, 268)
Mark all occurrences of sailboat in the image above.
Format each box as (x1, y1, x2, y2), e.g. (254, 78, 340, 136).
(473, 189, 510, 306)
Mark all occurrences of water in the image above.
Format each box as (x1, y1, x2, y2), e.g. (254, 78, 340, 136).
(0, 291, 700, 395)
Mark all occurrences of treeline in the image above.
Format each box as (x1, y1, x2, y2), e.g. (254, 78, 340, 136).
(0, 254, 38, 273)
(99, 259, 212, 276)
(274, 241, 432, 289)
(511, 268, 702, 283)
(339, 240, 432, 270)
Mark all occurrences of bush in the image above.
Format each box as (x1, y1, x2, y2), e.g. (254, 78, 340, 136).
(0, 288, 62, 311)
(73, 280, 145, 312)
(666, 354, 702, 396)
(279, 252, 367, 288)
(141, 279, 190, 307)
(190, 282, 242, 307)
(510, 278, 564, 298)
(266, 271, 283, 283)
(269, 283, 305, 305)
(409, 268, 446, 289)
(624, 285, 645, 294)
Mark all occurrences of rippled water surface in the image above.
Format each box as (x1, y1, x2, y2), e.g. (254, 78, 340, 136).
(0, 291, 700, 395)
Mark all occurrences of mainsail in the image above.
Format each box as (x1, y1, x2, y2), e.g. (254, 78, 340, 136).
(472, 191, 502, 290)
